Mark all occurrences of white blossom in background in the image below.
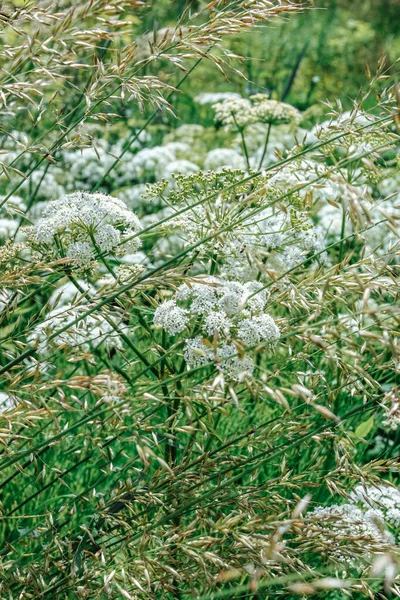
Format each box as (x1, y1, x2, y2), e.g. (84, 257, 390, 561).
(19, 168, 65, 201)
(213, 96, 301, 132)
(0, 288, 14, 314)
(213, 97, 256, 130)
(160, 160, 200, 189)
(129, 146, 175, 182)
(310, 110, 387, 158)
(0, 218, 18, 240)
(204, 148, 246, 172)
(309, 502, 393, 565)
(153, 277, 280, 381)
(27, 192, 142, 269)
(48, 280, 94, 308)
(364, 194, 400, 254)
(0, 195, 25, 216)
(0, 191, 26, 240)
(350, 483, 400, 534)
(162, 142, 192, 159)
(29, 304, 123, 356)
(63, 146, 116, 191)
(162, 125, 207, 164)
(380, 387, 400, 430)
(250, 95, 301, 126)
(195, 92, 241, 105)
(0, 391, 14, 414)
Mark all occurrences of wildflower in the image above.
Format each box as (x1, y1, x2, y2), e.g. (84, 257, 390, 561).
(308, 503, 393, 565)
(29, 304, 123, 356)
(350, 483, 400, 534)
(204, 148, 246, 172)
(195, 92, 241, 105)
(184, 337, 213, 369)
(213, 98, 256, 131)
(154, 277, 279, 380)
(237, 314, 280, 346)
(129, 146, 175, 182)
(49, 280, 93, 308)
(153, 300, 189, 335)
(381, 387, 400, 430)
(27, 192, 142, 269)
(0, 391, 14, 414)
(250, 95, 301, 125)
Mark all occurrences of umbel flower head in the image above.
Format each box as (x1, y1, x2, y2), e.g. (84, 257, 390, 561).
(250, 95, 301, 126)
(27, 192, 142, 269)
(29, 304, 123, 357)
(153, 277, 280, 381)
(212, 95, 301, 131)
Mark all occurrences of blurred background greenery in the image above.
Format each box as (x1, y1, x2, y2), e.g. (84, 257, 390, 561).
(133, 0, 400, 128)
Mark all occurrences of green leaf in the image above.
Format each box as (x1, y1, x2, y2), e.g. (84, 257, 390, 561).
(354, 416, 374, 439)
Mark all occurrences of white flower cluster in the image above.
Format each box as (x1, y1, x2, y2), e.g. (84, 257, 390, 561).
(195, 92, 241, 105)
(250, 95, 301, 126)
(309, 480, 400, 565)
(129, 146, 176, 182)
(0, 391, 15, 415)
(310, 110, 385, 158)
(0, 194, 26, 240)
(309, 502, 392, 565)
(29, 192, 142, 268)
(29, 304, 123, 356)
(350, 483, 400, 534)
(63, 146, 117, 191)
(60, 132, 151, 191)
(213, 96, 301, 131)
(204, 148, 246, 172)
(161, 159, 200, 188)
(20, 168, 65, 201)
(166, 181, 324, 277)
(48, 280, 94, 309)
(213, 98, 257, 130)
(153, 277, 280, 380)
(380, 387, 400, 430)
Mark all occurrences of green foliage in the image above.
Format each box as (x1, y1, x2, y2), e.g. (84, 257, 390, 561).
(0, 1, 400, 599)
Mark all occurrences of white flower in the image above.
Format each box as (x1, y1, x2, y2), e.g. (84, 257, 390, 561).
(20, 168, 65, 200)
(184, 337, 213, 368)
(161, 160, 200, 186)
(195, 92, 241, 105)
(381, 387, 400, 431)
(0, 218, 18, 240)
(309, 502, 393, 565)
(129, 146, 175, 182)
(250, 96, 301, 125)
(183, 338, 254, 381)
(213, 98, 256, 130)
(217, 281, 245, 316)
(157, 277, 279, 381)
(29, 304, 123, 355)
(49, 280, 93, 308)
(66, 241, 94, 266)
(153, 300, 189, 335)
(176, 279, 219, 315)
(203, 311, 232, 335)
(63, 146, 115, 190)
(216, 343, 254, 381)
(237, 314, 280, 346)
(350, 484, 400, 532)
(95, 224, 121, 252)
(29, 192, 142, 268)
(0, 391, 14, 414)
(204, 148, 246, 172)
